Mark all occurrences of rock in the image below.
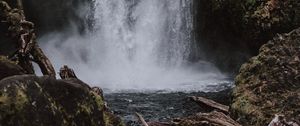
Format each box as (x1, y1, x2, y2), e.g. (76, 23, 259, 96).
(193, 0, 300, 73)
(0, 75, 124, 126)
(230, 27, 300, 125)
(0, 56, 25, 80)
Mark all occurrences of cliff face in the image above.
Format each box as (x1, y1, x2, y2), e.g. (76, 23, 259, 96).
(193, 0, 300, 73)
(230, 28, 300, 125)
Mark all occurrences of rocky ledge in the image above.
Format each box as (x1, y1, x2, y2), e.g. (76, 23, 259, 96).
(231, 27, 300, 125)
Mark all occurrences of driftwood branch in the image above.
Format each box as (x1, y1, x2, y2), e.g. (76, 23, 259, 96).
(195, 111, 241, 126)
(59, 65, 78, 79)
(135, 112, 149, 126)
(173, 111, 241, 126)
(135, 112, 171, 126)
(189, 96, 229, 114)
(31, 44, 56, 77)
(147, 122, 171, 126)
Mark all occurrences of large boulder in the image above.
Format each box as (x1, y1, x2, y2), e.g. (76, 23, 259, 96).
(0, 75, 124, 126)
(230, 28, 300, 125)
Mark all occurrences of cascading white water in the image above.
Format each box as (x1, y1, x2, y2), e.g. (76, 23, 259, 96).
(40, 0, 226, 92)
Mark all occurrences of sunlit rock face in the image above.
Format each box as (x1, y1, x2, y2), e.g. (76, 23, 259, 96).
(231, 28, 300, 126)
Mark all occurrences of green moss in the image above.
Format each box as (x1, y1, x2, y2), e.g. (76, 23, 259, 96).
(0, 92, 9, 105)
(0, 87, 28, 109)
(90, 91, 104, 110)
(14, 89, 29, 110)
(0, 55, 17, 65)
(103, 112, 125, 126)
(77, 103, 92, 114)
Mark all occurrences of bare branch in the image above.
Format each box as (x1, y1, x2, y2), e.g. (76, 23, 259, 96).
(189, 96, 229, 114)
(135, 112, 149, 126)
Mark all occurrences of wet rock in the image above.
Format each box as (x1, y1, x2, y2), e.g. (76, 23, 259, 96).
(0, 75, 124, 126)
(230, 28, 300, 125)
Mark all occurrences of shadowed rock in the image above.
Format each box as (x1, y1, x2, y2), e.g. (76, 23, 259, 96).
(231, 27, 300, 125)
(0, 56, 25, 80)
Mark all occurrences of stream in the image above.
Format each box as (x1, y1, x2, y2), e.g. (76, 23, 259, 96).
(104, 80, 233, 126)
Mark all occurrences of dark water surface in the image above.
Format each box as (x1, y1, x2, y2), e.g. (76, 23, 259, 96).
(104, 84, 232, 126)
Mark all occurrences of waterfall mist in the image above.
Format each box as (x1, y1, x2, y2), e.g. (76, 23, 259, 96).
(40, 0, 227, 92)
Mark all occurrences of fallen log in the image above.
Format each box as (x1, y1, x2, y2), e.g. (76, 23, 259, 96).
(189, 96, 229, 114)
(172, 111, 241, 126)
(148, 122, 171, 126)
(135, 113, 172, 126)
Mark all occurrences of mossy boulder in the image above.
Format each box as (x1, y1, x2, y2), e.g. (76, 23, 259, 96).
(230, 28, 300, 125)
(0, 75, 124, 126)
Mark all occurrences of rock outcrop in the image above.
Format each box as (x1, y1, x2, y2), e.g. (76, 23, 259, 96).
(193, 0, 300, 72)
(230, 27, 300, 125)
(0, 59, 124, 126)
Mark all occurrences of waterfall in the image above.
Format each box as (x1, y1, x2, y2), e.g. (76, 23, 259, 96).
(40, 0, 226, 91)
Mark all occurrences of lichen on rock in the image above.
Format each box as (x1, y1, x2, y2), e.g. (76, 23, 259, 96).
(230, 27, 300, 125)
